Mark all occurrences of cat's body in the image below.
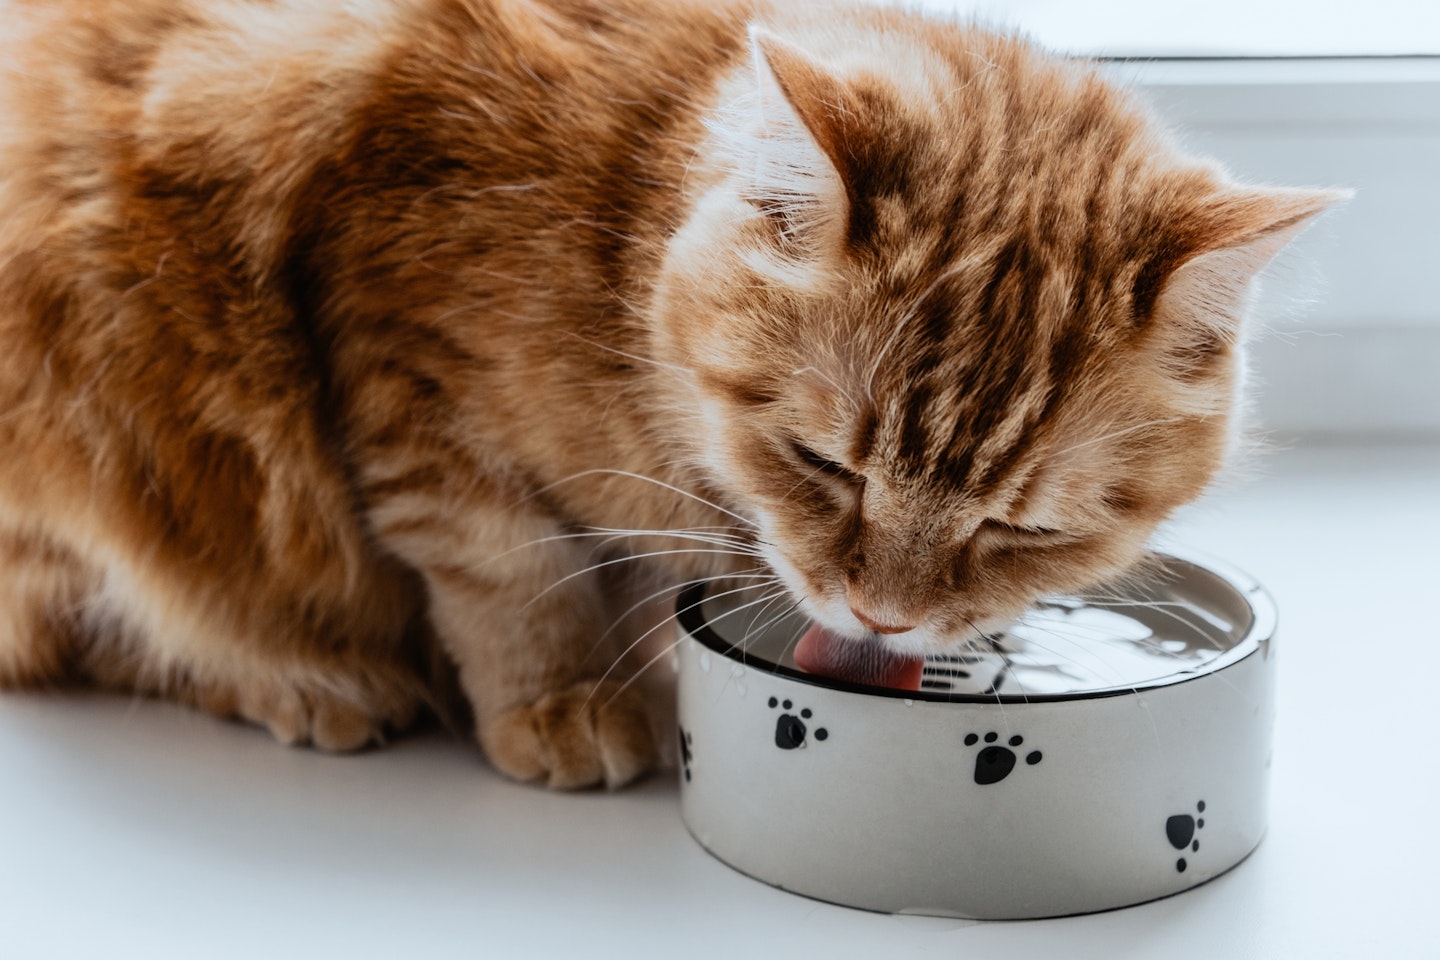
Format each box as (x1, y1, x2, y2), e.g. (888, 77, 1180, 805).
(0, 0, 1337, 787)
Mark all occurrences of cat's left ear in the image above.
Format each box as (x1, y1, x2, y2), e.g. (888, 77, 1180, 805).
(734, 29, 869, 244)
(1149, 186, 1350, 362)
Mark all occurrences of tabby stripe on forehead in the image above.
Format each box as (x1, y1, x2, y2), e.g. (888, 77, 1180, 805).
(978, 323, 1089, 480)
(910, 270, 964, 353)
(905, 234, 1039, 400)
(1072, 176, 1112, 320)
(961, 324, 1089, 493)
(977, 239, 1022, 322)
(1047, 325, 1090, 383)
(991, 238, 1051, 324)
(970, 378, 1063, 497)
(896, 380, 936, 476)
(850, 408, 878, 465)
(935, 235, 1067, 487)
(937, 348, 1033, 493)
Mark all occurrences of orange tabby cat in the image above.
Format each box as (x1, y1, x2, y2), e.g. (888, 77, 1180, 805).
(0, 0, 1340, 788)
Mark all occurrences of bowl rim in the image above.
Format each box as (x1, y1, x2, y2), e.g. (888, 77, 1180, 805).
(676, 547, 1277, 704)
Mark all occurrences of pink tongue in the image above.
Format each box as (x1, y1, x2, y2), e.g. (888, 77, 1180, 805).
(793, 624, 925, 691)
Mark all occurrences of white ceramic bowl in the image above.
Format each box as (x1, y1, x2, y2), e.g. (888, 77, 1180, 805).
(674, 549, 1276, 919)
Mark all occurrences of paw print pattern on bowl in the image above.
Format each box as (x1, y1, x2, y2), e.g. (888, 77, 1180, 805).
(675, 551, 1276, 918)
(1167, 800, 1207, 872)
(768, 697, 827, 750)
(678, 726, 694, 782)
(964, 731, 1043, 785)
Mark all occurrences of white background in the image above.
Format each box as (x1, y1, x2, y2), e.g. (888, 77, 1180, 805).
(2, 2, 1439, 958)
(912, 0, 1440, 58)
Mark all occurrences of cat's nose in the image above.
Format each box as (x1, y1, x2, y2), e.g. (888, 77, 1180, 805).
(848, 604, 916, 635)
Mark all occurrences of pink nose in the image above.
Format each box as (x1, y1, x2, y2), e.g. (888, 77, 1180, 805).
(849, 606, 915, 635)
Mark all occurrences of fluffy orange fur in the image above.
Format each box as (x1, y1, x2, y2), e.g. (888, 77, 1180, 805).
(0, 0, 1339, 787)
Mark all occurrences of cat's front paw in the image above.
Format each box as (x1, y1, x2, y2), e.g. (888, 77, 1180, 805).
(187, 673, 418, 753)
(479, 680, 657, 790)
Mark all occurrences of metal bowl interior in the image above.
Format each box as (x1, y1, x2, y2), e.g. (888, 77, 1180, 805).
(677, 550, 1273, 701)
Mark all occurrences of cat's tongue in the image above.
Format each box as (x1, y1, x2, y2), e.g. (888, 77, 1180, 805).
(793, 624, 925, 691)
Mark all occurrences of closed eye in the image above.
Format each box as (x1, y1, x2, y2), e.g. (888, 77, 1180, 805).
(980, 519, 1065, 539)
(788, 439, 861, 484)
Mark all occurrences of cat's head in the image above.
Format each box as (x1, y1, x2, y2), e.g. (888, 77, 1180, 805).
(651, 13, 1342, 657)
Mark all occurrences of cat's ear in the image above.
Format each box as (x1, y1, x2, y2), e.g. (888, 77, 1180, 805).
(731, 28, 864, 245)
(748, 30, 866, 190)
(1149, 186, 1349, 374)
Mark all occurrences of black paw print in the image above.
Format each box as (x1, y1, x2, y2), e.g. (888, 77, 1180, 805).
(964, 731, 1042, 785)
(678, 726, 694, 782)
(768, 697, 827, 750)
(1166, 800, 1206, 872)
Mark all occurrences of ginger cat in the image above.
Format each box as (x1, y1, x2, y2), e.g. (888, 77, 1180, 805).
(0, 0, 1340, 787)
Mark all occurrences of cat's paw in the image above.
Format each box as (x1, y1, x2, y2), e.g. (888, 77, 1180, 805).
(479, 680, 657, 790)
(189, 676, 417, 753)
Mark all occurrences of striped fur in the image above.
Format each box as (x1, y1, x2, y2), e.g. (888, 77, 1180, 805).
(0, 0, 1339, 787)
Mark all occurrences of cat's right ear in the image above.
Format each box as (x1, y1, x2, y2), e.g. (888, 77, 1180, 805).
(1146, 185, 1349, 386)
(721, 28, 863, 248)
(1151, 186, 1350, 335)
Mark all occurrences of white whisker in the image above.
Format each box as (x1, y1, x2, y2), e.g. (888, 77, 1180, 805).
(520, 548, 760, 610)
(732, 588, 798, 658)
(589, 570, 779, 655)
(527, 468, 755, 529)
(1049, 418, 1184, 458)
(589, 579, 780, 694)
(593, 584, 792, 710)
(865, 259, 973, 399)
(559, 330, 695, 376)
(492, 526, 759, 563)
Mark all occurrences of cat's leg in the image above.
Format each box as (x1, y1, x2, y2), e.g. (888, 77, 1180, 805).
(374, 492, 658, 789)
(0, 523, 426, 752)
(102, 562, 432, 754)
(160, 656, 424, 753)
(435, 512, 658, 789)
